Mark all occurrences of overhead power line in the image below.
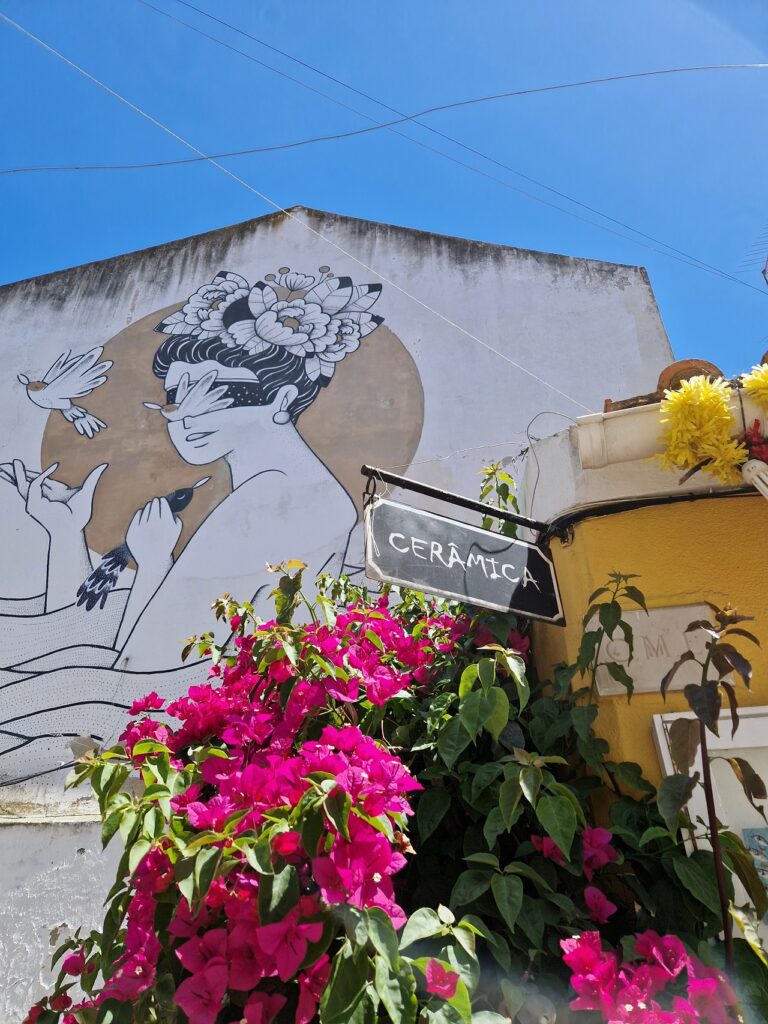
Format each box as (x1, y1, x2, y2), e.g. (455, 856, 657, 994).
(0, 8, 597, 416)
(163, 0, 764, 294)
(7, 2, 767, 299)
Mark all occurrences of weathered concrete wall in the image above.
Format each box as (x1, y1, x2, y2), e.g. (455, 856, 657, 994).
(0, 821, 121, 1018)
(0, 207, 673, 1016)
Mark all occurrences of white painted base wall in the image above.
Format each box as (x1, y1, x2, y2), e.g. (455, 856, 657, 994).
(0, 822, 120, 1020)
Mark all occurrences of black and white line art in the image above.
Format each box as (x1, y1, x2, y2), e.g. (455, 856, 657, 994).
(17, 346, 113, 438)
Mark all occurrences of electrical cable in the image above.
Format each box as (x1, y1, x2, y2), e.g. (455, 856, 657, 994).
(163, 0, 761, 293)
(0, 8, 597, 415)
(11, 0, 762, 296)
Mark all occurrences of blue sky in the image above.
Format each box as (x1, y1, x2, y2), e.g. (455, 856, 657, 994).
(1, 0, 767, 374)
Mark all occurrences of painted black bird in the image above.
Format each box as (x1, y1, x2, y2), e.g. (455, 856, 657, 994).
(76, 478, 209, 611)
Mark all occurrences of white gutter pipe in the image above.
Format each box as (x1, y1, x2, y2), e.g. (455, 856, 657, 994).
(577, 393, 768, 470)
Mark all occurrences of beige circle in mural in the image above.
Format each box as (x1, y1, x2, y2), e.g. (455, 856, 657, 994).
(41, 297, 424, 557)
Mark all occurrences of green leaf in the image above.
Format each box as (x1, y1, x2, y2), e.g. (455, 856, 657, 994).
(727, 758, 768, 821)
(464, 853, 499, 869)
(535, 794, 576, 858)
(367, 909, 400, 967)
(477, 658, 496, 693)
(258, 864, 299, 924)
(578, 629, 602, 673)
(399, 907, 443, 949)
(622, 585, 648, 613)
(498, 778, 522, 829)
(128, 838, 151, 875)
(500, 979, 527, 1019)
(605, 661, 634, 699)
(470, 762, 503, 802)
(437, 717, 472, 770)
(459, 691, 493, 741)
(672, 856, 722, 915)
(657, 772, 699, 833)
(638, 826, 672, 846)
(605, 761, 656, 796)
(599, 601, 622, 638)
(717, 643, 753, 688)
(503, 861, 553, 892)
(519, 766, 542, 806)
(320, 942, 369, 1024)
(587, 585, 610, 605)
(374, 956, 416, 1024)
(458, 664, 479, 699)
(720, 831, 768, 918)
(417, 787, 451, 843)
(660, 651, 695, 698)
(448, 978, 472, 1024)
(490, 874, 523, 933)
(570, 704, 597, 742)
(668, 718, 701, 774)
(484, 688, 510, 742)
(547, 781, 588, 826)
(483, 807, 506, 850)
(684, 682, 721, 735)
(194, 847, 220, 901)
(101, 809, 123, 850)
(325, 789, 352, 840)
(451, 870, 493, 907)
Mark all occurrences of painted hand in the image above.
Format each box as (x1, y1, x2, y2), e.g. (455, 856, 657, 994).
(126, 496, 182, 571)
(13, 460, 107, 537)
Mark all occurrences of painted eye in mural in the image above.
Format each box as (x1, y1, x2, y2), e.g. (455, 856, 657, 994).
(17, 346, 112, 438)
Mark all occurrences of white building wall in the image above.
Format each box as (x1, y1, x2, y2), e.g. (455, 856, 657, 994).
(0, 207, 673, 1016)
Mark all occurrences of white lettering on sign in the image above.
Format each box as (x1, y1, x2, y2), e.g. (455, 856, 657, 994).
(386, 531, 539, 586)
(367, 498, 564, 623)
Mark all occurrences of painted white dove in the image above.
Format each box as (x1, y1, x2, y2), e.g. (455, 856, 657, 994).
(18, 346, 113, 438)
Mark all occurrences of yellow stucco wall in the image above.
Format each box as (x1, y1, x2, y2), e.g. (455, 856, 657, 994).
(532, 492, 768, 784)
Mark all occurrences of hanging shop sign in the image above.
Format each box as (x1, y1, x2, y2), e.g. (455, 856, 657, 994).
(364, 497, 564, 624)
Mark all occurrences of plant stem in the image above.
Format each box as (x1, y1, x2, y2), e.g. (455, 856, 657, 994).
(699, 720, 734, 969)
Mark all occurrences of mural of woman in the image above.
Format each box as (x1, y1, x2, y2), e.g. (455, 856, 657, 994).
(7, 267, 385, 669)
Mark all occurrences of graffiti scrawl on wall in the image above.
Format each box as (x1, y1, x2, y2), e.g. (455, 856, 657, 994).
(0, 266, 425, 791)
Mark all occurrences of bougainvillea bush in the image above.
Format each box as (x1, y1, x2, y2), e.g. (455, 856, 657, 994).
(28, 564, 768, 1024)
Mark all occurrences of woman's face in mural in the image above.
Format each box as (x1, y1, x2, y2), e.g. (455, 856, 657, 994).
(161, 360, 288, 466)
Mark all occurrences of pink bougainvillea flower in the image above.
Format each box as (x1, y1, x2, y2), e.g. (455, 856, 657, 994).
(687, 970, 739, 1024)
(425, 959, 460, 1000)
(635, 930, 688, 979)
(174, 962, 228, 1024)
(128, 691, 165, 715)
(230, 614, 242, 630)
(584, 885, 617, 924)
(227, 923, 272, 990)
(99, 952, 156, 1001)
(531, 834, 566, 865)
(62, 948, 86, 976)
(272, 829, 303, 859)
(49, 994, 72, 1012)
(313, 816, 408, 927)
(243, 990, 287, 1024)
(185, 794, 237, 832)
(175, 928, 228, 975)
(581, 827, 618, 880)
(561, 932, 610, 976)
(254, 909, 323, 982)
(296, 955, 332, 1024)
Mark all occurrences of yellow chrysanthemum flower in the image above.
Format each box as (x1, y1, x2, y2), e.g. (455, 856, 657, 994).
(741, 363, 768, 410)
(657, 375, 746, 484)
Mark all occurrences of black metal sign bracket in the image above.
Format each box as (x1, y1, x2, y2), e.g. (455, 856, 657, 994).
(360, 464, 552, 537)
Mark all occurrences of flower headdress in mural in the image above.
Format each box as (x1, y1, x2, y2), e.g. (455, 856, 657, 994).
(155, 267, 384, 382)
